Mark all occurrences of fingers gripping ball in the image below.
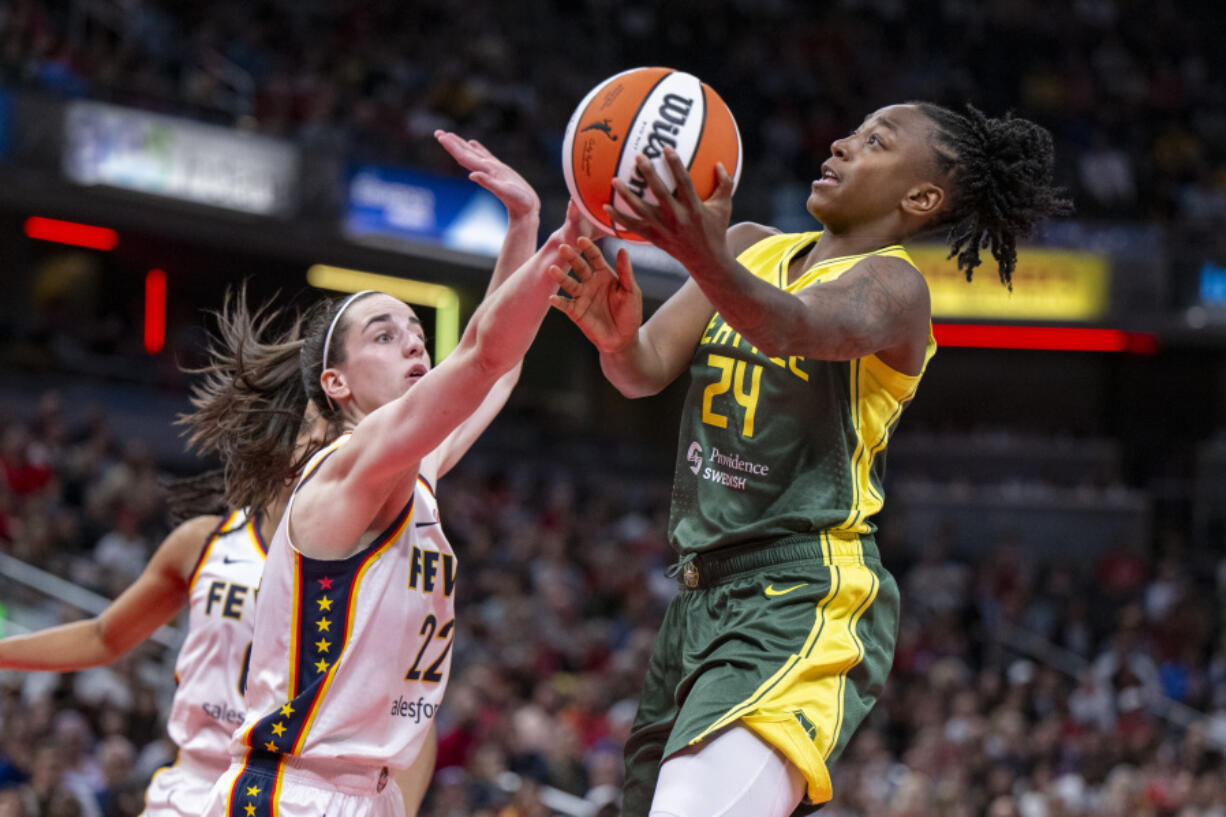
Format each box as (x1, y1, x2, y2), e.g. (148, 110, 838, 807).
(561, 67, 743, 243)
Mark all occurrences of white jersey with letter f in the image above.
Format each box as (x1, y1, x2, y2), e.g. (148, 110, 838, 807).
(208, 434, 455, 817)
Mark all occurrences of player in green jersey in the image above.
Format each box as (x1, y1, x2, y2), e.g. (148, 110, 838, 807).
(548, 102, 1070, 817)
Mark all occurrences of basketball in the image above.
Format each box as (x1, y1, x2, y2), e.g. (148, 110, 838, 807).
(561, 66, 743, 243)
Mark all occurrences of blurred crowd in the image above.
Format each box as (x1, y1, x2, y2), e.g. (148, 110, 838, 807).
(0, 392, 178, 817)
(1, 0, 1223, 228)
(0, 1, 1223, 814)
(2, 388, 1226, 817)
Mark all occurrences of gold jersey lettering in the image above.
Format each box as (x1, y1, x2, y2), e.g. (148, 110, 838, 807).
(710, 320, 738, 347)
(702, 354, 734, 429)
(732, 361, 762, 437)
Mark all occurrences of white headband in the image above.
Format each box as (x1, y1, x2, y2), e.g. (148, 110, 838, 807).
(320, 290, 376, 408)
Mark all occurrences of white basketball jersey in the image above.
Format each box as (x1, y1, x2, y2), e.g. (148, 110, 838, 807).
(168, 510, 267, 763)
(229, 434, 456, 775)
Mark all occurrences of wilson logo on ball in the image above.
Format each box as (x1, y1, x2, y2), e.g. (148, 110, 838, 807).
(562, 67, 742, 243)
(625, 93, 695, 199)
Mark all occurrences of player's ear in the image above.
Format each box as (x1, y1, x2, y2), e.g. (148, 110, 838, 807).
(901, 181, 945, 219)
(320, 368, 349, 405)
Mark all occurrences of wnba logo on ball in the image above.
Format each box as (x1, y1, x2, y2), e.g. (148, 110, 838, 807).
(625, 93, 695, 198)
(581, 119, 619, 141)
(687, 442, 703, 475)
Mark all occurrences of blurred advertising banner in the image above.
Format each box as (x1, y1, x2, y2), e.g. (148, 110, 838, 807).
(344, 164, 507, 257)
(0, 88, 11, 159)
(907, 244, 1111, 322)
(63, 101, 297, 216)
(1201, 261, 1226, 306)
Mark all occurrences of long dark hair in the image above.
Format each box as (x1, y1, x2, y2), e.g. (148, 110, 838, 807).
(177, 287, 381, 513)
(916, 103, 1073, 289)
(177, 288, 313, 513)
(163, 468, 228, 527)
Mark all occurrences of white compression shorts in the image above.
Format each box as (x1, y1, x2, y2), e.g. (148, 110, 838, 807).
(649, 725, 806, 817)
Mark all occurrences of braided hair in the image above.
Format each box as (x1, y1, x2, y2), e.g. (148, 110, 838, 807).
(916, 103, 1072, 289)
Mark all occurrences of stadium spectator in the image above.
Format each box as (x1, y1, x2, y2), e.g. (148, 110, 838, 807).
(0, 1, 1221, 231)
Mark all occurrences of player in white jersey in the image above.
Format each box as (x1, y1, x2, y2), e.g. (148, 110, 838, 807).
(0, 397, 335, 816)
(217, 450, 452, 816)
(199, 133, 595, 817)
(0, 496, 268, 817)
(143, 508, 269, 815)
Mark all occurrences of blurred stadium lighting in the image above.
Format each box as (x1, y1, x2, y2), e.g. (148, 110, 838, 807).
(23, 216, 118, 250)
(145, 268, 166, 354)
(307, 264, 460, 359)
(933, 323, 1160, 354)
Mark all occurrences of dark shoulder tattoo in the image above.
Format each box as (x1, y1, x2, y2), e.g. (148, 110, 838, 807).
(799, 256, 929, 360)
(856, 256, 929, 326)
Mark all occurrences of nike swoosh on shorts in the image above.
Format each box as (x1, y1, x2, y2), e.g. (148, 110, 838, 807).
(764, 583, 808, 597)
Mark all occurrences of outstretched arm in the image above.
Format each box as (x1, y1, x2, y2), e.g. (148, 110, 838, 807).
(608, 149, 930, 366)
(0, 515, 219, 671)
(434, 131, 541, 297)
(295, 204, 596, 557)
(426, 132, 543, 480)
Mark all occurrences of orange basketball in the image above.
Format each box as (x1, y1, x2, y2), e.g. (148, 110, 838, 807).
(561, 67, 742, 243)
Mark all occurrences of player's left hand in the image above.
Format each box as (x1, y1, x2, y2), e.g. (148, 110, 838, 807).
(606, 147, 735, 274)
(435, 130, 541, 220)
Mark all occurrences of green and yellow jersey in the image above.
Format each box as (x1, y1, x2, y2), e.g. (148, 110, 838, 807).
(667, 231, 936, 555)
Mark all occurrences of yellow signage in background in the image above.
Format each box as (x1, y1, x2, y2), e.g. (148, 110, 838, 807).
(307, 265, 461, 360)
(906, 244, 1111, 322)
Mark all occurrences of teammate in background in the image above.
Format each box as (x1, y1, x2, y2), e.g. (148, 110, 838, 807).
(550, 102, 1070, 816)
(197, 132, 593, 817)
(0, 398, 326, 817)
(0, 131, 543, 817)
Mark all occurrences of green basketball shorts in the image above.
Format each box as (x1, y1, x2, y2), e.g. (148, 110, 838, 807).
(622, 532, 900, 816)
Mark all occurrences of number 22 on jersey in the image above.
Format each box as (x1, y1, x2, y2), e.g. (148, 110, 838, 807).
(404, 614, 454, 684)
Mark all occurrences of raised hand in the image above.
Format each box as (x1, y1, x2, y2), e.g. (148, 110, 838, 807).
(607, 147, 735, 274)
(559, 199, 603, 245)
(548, 236, 643, 354)
(434, 130, 540, 219)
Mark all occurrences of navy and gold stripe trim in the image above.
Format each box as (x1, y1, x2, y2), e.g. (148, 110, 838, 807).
(250, 510, 269, 557)
(293, 434, 351, 494)
(226, 749, 282, 817)
(241, 494, 413, 759)
(188, 511, 240, 590)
